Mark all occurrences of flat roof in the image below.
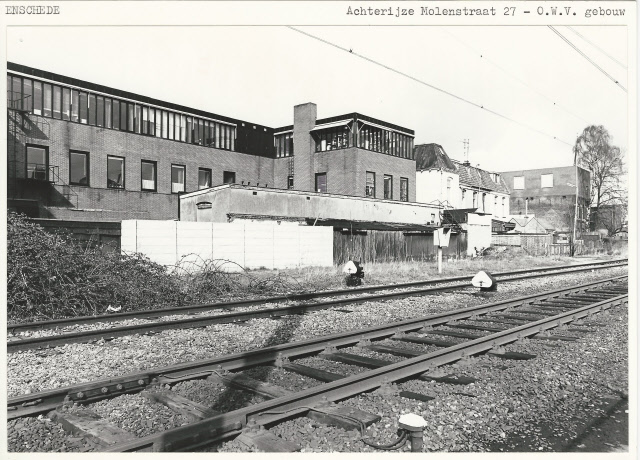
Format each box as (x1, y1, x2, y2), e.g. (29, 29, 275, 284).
(181, 184, 442, 209)
(275, 113, 414, 137)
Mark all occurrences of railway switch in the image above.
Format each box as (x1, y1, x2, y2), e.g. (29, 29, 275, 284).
(471, 270, 498, 291)
(343, 260, 365, 286)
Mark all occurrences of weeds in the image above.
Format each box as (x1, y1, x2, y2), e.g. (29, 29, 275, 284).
(7, 212, 183, 322)
(7, 214, 308, 323)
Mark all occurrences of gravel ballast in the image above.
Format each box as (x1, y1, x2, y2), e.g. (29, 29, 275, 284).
(7, 267, 626, 398)
(6, 269, 628, 453)
(213, 299, 628, 452)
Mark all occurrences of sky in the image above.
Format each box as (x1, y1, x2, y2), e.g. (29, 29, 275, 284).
(6, 25, 629, 172)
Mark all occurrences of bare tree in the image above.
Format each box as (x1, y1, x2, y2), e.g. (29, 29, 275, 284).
(573, 125, 626, 232)
(596, 200, 628, 237)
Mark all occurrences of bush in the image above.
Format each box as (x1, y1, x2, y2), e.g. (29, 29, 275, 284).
(7, 212, 185, 322)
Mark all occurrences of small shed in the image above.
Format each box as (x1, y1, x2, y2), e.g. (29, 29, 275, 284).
(509, 216, 549, 234)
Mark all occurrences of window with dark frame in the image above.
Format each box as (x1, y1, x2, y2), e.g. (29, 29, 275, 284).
(112, 100, 120, 129)
(33, 81, 42, 116)
(107, 156, 125, 189)
(383, 175, 393, 199)
(23, 79, 33, 113)
(400, 177, 408, 202)
(171, 164, 186, 194)
(62, 87, 70, 121)
(26, 145, 48, 181)
(9, 75, 240, 153)
(141, 160, 157, 191)
(198, 168, 212, 190)
(53, 86, 62, 119)
(315, 173, 327, 193)
(69, 151, 89, 186)
(314, 125, 351, 152)
(223, 171, 236, 184)
(43, 83, 52, 117)
(365, 171, 376, 198)
(79, 92, 88, 124)
(88, 94, 96, 125)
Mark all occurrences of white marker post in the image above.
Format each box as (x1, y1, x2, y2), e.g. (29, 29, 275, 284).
(433, 228, 451, 274)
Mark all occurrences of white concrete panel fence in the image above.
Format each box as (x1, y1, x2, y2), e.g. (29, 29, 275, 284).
(121, 220, 333, 271)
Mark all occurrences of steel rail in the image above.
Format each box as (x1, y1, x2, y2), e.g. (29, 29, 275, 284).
(8, 275, 626, 420)
(7, 262, 629, 353)
(108, 292, 628, 452)
(8, 259, 627, 333)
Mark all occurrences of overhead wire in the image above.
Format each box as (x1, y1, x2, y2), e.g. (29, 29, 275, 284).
(547, 26, 627, 93)
(565, 26, 627, 70)
(440, 28, 590, 125)
(287, 26, 574, 147)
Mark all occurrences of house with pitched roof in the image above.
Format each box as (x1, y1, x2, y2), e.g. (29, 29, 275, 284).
(414, 143, 510, 219)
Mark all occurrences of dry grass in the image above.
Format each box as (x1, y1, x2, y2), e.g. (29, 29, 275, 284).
(256, 252, 619, 291)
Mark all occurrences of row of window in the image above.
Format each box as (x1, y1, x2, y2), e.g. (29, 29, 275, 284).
(513, 173, 554, 190)
(365, 171, 409, 201)
(7, 75, 237, 150)
(273, 122, 415, 160)
(25, 145, 237, 193)
(461, 188, 507, 217)
(312, 122, 415, 159)
(314, 171, 408, 201)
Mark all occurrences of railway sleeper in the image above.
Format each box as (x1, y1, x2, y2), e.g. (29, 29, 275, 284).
(237, 400, 381, 451)
(320, 352, 394, 369)
(48, 408, 136, 447)
(394, 334, 457, 348)
(419, 373, 477, 385)
(468, 318, 528, 326)
(278, 362, 345, 382)
(420, 329, 483, 340)
(447, 323, 508, 333)
(486, 351, 537, 360)
(568, 295, 612, 301)
(236, 427, 301, 452)
(141, 389, 220, 422)
(493, 314, 547, 321)
(207, 372, 291, 400)
(505, 309, 549, 317)
(366, 344, 423, 358)
(531, 304, 573, 311)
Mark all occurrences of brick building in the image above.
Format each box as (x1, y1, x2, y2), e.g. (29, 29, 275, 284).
(7, 63, 416, 222)
(500, 166, 591, 234)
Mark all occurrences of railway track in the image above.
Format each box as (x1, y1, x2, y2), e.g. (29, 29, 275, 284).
(7, 259, 627, 352)
(8, 276, 627, 452)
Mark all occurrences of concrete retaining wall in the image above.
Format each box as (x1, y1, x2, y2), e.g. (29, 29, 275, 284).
(121, 220, 333, 271)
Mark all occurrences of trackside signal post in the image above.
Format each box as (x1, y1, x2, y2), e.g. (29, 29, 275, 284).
(433, 228, 451, 274)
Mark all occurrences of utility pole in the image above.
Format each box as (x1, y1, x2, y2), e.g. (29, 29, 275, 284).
(572, 163, 579, 254)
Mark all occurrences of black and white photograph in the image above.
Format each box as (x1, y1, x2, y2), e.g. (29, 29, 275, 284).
(2, 1, 636, 455)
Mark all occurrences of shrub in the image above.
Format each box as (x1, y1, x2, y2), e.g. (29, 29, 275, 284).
(7, 212, 184, 322)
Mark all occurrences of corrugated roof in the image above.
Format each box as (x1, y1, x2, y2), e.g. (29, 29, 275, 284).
(414, 144, 457, 172)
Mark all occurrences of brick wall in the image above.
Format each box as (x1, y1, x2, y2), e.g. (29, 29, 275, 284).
(8, 114, 275, 220)
(8, 108, 419, 222)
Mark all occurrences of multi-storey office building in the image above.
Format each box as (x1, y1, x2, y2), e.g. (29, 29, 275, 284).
(7, 63, 416, 222)
(500, 166, 591, 234)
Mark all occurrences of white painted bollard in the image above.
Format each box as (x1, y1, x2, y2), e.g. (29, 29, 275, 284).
(398, 413, 427, 452)
(471, 270, 498, 291)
